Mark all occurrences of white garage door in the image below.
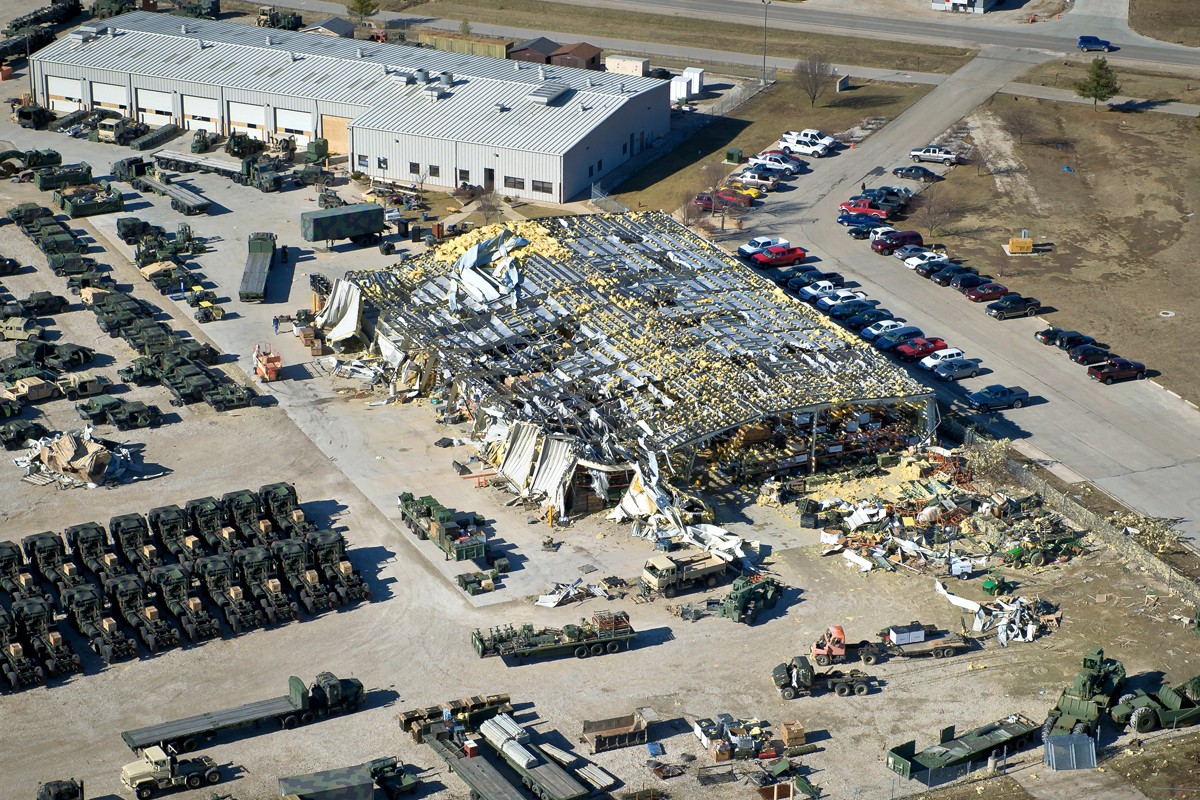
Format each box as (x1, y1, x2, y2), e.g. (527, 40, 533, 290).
(46, 76, 83, 113)
(274, 108, 313, 146)
(182, 95, 219, 132)
(228, 101, 267, 140)
(136, 88, 172, 125)
(91, 81, 127, 112)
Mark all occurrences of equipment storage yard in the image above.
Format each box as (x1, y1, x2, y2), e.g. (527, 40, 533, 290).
(2, 78, 1200, 800)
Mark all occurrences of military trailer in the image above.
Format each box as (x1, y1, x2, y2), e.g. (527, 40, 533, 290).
(60, 582, 139, 664)
(106, 574, 181, 653)
(886, 714, 1039, 782)
(148, 564, 220, 643)
(34, 162, 92, 191)
(581, 710, 648, 754)
(480, 712, 589, 800)
(132, 168, 211, 215)
(239, 231, 276, 303)
(278, 757, 420, 800)
(472, 610, 636, 662)
(301, 203, 386, 246)
(428, 736, 525, 800)
(120, 672, 365, 753)
(397, 492, 487, 561)
(149, 150, 282, 192)
(3, 0, 81, 35)
(1111, 674, 1200, 733)
(1043, 646, 1126, 740)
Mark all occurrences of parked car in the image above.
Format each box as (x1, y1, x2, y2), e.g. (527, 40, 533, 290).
(893, 244, 930, 261)
(895, 337, 948, 362)
(1035, 326, 1063, 345)
(847, 223, 887, 240)
(751, 245, 809, 267)
(799, 280, 844, 301)
(778, 131, 828, 157)
(783, 129, 838, 149)
(892, 165, 941, 182)
(988, 294, 1042, 319)
(929, 264, 976, 285)
(950, 273, 991, 293)
(738, 236, 790, 259)
(0, 317, 44, 342)
(722, 183, 765, 200)
(1088, 358, 1146, 384)
(828, 299, 881, 321)
(1056, 331, 1096, 350)
(847, 193, 905, 214)
(838, 199, 889, 219)
(732, 170, 780, 191)
(860, 319, 906, 341)
(772, 264, 822, 285)
(868, 226, 898, 242)
(748, 152, 800, 174)
(837, 212, 883, 227)
(920, 347, 965, 370)
(910, 145, 959, 165)
(1069, 344, 1112, 366)
(933, 357, 980, 382)
(816, 289, 868, 312)
(693, 190, 751, 210)
(905, 251, 951, 271)
(844, 308, 894, 330)
(872, 231, 923, 255)
(874, 326, 925, 353)
(786, 271, 843, 291)
(759, 149, 805, 167)
(1077, 35, 1113, 52)
(966, 283, 1010, 302)
(965, 385, 1029, 411)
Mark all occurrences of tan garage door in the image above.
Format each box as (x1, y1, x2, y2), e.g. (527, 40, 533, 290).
(320, 114, 350, 154)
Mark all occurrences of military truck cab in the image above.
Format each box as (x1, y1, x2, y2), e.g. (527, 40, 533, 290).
(121, 746, 221, 798)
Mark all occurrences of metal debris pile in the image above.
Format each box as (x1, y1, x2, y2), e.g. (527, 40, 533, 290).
(534, 578, 611, 608)
(935, 579, 1060, 646)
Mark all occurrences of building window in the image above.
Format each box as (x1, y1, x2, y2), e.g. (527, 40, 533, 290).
(588, 165, 594, 178)
(378, 156, 388, 170)
(429, 165, 441, 178)
(409, 162, 420, 174)
(457, 168, 469, 183)
(622, 143, 627, 155)
(357, 154, 368, 168)
(597, 159, 603, 171)
(503, 176, 525, 190)
(532, 180, 552, 194)
(281, 127, 304, 135)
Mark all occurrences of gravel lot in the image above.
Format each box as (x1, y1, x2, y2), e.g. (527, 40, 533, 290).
(1, 121, 1198, 800)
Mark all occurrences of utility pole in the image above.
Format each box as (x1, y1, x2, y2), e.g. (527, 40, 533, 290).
(761, 0, 771, 86)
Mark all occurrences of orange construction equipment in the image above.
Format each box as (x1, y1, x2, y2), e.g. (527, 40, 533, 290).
(253, 342, 281, 382)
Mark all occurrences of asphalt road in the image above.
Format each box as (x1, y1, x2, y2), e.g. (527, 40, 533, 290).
(746, 46, 1200, 549)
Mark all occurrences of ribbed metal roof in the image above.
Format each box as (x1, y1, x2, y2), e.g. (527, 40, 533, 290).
(33, 12, 665, 155)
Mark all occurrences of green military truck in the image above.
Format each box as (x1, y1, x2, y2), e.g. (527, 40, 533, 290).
(239, 232, 275, 302)
(301, 203, 386, 246)
(1111, 674, 1200, 733)
(472, 610, 636, 662)
(1042, 646, 1126, 740)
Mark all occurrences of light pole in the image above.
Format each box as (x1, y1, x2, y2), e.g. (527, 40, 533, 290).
(761, 0, 771, 86)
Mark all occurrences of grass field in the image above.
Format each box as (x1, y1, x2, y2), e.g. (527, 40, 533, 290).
(614, 80, 932, 213)
(1018, 60, 1200, 103)
(1129, 0, 1200, 46)
(899, 96, 1200, 406)
(386, 0, 975, 74)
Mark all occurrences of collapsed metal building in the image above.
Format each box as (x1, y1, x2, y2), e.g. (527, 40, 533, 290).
(349, 211, 935, 517)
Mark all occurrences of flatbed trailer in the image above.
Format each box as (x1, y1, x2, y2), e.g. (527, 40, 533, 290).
(428, 736, 525, 800)
(481, 714, 589, 800)
(120, 672, 363, 752)
(886, 713, 1038, 782)
(239, 232, 275, 302)
(871, 622, 971, 663)
(131, 172, 211, 215)
(150, 150, 241, 180)
(472, 610, 636, 662)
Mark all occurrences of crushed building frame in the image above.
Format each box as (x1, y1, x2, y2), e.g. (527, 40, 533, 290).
(349, 211, 936, 513)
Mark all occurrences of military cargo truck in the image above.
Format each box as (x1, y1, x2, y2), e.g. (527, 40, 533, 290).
(148, 564, 220, 643)
(11, 596, 83, 676)
(121, 746, 221, 797)
(301, 203, 386, 245)
(1043, 646, 1126, 740)
(121, 671, 365, 752)
(239, 232, 276, 302)
(60, 582, 138, 664)
(106, 574, 180, 653)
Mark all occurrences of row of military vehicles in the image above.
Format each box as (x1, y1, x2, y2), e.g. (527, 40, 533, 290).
(0, 482, 370, 692)
(5, 203, 258, 412)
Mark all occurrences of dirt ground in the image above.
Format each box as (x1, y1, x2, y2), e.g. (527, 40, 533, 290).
(1129, 0, 1200, 47)
(1018, 60, 1200, 102)
(890, 97, 1200, 407)
(616, 79, 932, 212)
(1114, 728, 1200, 799)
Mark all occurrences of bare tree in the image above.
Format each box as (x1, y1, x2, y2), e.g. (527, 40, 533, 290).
(679, 187, 703, 226)
(477, 191, 502, 226)
(968, 142, 991, 177)
(415, 169, 429, 193)
(913, 183, 954, 239)
(1003, 107, 1041, 145)
(699, 161, 729, 194)
(793, 53, 833, 108)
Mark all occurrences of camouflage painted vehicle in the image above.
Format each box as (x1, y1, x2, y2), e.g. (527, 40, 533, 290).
(48, 251, 95, 276)
(76, 395, 163, 430)
(60, 582, 139, 664)
(33, 162, 92, 192)
(116, 216, 166, 245)
(1, 419, 49, 450)
(0, 540, 47, 602)
(280, 757, 419, 800)
(203, 382, 257, 412)
(194, 553, 265, 633)
(233, 546, 300, 625)
(109, 513, 153, 571)
(106, 573, 181, 654)
(271, 538, 335, 615)
(65, 270, 117, 294)
(1, 606, 46, 689)
(222, 488, 265, 542)
(11, 596, 84, 676)
(118, 356, 161, 385)
(162, 362, 216, 406)
(1111, 675, 1200, 733)
(261, 482, 314, 535)
(149, 564, 220, 642)
(1043, 646, 1127, 740)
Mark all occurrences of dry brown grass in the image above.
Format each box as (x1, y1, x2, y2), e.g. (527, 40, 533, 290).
(1129, 0, 1200, 46)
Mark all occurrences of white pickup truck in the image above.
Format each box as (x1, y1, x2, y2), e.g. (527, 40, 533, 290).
(738, 236, 790, 259)
(779, 131, 829, 157)
(786, 129, 838, 148)
(909, 146, 959, 165)
(799, 280, 840, 302)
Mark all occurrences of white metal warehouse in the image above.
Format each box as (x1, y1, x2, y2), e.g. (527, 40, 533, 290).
(29, 12, 670, 202)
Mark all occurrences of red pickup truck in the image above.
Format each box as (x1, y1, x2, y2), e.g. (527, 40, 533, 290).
(837, 199, 889, 219)
(751, 245, 809, 267)
(894, 337, 947, 362)
(1088, 358, 1146, 385)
